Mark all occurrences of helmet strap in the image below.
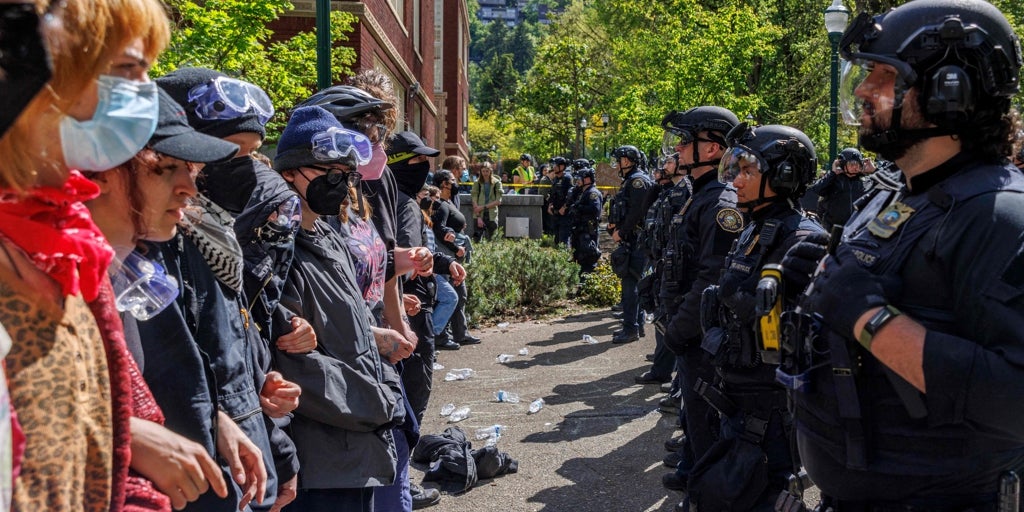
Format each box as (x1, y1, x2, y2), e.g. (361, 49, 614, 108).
(861, 82, 957, 157)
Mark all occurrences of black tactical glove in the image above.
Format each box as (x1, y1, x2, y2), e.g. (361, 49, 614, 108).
(803, 246, 900, 339)
(781, 231, 830, 293)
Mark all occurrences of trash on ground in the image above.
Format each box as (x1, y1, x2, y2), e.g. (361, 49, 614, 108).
(582, 334, 597, 344)
(439, 403, 456, 416)
(497, 322, 510, 331)
(444, 368, 476, 381)
(518, 347, 529, 356)
(448, 406, 471, 422)
(495, 354, 514, 363)
(433, 362, 445, 371)
(528, 398, 545, 414)
(493, 390, 520, 403)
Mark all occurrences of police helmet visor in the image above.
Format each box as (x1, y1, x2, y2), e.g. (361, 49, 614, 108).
(718, 146, 766, 184)
(662, 129, 695, 156)
(310, 126, 374, 165)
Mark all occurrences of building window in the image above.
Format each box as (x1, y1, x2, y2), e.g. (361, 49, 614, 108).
(413, 0, 421, 53)
(389, 0, 404, 24)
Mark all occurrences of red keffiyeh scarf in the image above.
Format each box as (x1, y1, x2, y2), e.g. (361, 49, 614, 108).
(0, 170, 114, 302)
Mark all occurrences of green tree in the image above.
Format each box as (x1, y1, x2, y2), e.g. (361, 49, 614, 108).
(477, 53, 520, 113)
(509, 22, 536, 74)
(154, 0, 357, 141)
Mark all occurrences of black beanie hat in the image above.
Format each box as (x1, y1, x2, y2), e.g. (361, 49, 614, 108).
(156, 67, 267, 140)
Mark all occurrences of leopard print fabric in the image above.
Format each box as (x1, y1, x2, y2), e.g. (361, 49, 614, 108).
(0, 267, 113, 512)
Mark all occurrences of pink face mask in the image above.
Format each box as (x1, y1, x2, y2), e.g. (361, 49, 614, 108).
(358, 142, 387, 181)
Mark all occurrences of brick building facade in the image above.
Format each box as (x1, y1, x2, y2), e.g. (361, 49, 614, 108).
(271, 0, 469, 160)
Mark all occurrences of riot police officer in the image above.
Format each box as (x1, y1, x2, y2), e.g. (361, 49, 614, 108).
(657, 106, 743, 496)
(568, 162, 602, 277)
(635, 153, 692, 386)
(608, 145, 653, 344)
(547, 156, 574, 245)
(779, 1, 1024, 510)
(686, 124, 824, 511)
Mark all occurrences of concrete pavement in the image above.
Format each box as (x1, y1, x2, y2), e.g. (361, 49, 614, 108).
(411, 308, 685, 512)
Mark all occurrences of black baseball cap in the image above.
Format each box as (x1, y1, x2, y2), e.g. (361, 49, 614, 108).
(148, 88, 239, 164)
(386, 130, 440, 165)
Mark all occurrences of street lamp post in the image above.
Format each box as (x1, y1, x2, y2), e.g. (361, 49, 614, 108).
(580, 118, 588, 158)
(600, 113, 610, 158)
(315, 0, 332, 90)
(825, 0, 850, 166)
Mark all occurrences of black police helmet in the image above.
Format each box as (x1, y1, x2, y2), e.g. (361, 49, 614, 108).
(838, 147, 862, 163)
(572, 158, 594, 171)
(840, 0, 1022, 128)
(661, 106, 740, 146)
(520, 153, 532, 162)
(550, 156, 569, 167)
(721, 123, 817, 199)
(576, 167, 595, 181)
(295, 85, 394, 123)
(611, 145, 642, 165)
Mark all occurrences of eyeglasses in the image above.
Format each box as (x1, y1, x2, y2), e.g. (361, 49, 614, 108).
(187, 76, 275, 125)
(305, 165, 361, 187)
(310, 126, 373, 165)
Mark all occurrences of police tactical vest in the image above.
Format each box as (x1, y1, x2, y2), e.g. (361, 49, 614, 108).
(793, 160, 1024, 473)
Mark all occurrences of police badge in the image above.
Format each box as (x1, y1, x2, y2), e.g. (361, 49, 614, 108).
(867, 201, 915, 239)
(716, 208, 744, 233)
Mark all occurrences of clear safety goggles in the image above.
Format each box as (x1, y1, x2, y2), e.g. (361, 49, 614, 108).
(187, 76, 275, 125)
(310, 126, 373, 165)
(718, 146, 765, 184)
(112, 251, 179, 321)
(838, 58, 909, 127)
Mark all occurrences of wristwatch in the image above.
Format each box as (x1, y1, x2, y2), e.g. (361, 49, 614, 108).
(858, 304, 901, 350)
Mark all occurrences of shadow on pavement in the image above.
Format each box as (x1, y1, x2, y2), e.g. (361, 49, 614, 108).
(526, 415, 681, 511)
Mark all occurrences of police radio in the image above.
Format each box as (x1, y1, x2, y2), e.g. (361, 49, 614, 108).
(756, 263, 784, 364)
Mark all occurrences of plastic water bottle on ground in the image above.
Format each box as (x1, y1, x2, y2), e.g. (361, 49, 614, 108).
(528, 398, 545, 414)
(448, 406, 471, 422)
(439, 403, 456, 416)
(496, 354, 514, 363)
(645, 311, 655, 324)
(518, 347, 529, 356)
(497, 322, 510, 331)
(493, 390, 520, 403)
(474, 424, 506, 440)
(433, 362, 445, 371)
(443, 368, 476, 381)
(582, 334, 597, 344)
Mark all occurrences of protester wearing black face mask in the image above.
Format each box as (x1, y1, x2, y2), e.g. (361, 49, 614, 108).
(388, 131, 466, 434)
(273, 105, 406, 512)
(0, 2, 53, 138)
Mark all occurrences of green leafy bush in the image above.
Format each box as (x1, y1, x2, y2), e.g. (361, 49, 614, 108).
(578, 259, 620, 307)
(465, 236, 579, 321)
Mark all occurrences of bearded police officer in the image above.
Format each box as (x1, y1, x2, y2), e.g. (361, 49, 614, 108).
(657, 106, 744, 499)
(779, 1, 1024, 510)
(685, 124, 824, 512)
(608, 145, 653, 344)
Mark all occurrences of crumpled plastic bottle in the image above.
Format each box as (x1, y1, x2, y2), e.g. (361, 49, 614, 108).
(448, 406, 471, 422)
(581, 334, 597, 344)
(474, 424, 506, 440)
(493, 390, 520, 403)
(439, 403, 456, 416)
(518, 347, 529, 356)
(496, 354, 514, 363)
(443, 368, 476, 381)
(528, 398, 545, 414)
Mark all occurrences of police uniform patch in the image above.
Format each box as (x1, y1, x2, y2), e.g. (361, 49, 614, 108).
(867, 201, 915, 239)
(716, 208, 744, 233)
(589, 190, 601, 201)
(632, 179, 645, 189)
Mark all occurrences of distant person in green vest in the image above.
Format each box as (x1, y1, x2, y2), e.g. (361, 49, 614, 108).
(512, 153, 536, 194)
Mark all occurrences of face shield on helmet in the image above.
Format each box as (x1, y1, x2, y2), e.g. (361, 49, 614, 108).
(662, 129, 695, 156)
(718, 145, 764, 185)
